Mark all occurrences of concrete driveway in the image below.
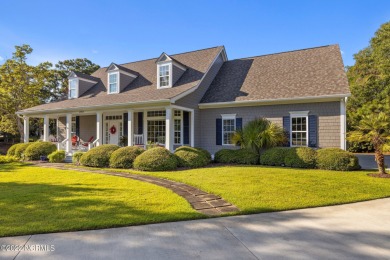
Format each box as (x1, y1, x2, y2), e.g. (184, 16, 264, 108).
(356, 154, 390, 170)
(1, 198, 390, 260)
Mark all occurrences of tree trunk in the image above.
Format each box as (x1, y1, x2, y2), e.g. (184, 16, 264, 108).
(374, 148, 386, 175)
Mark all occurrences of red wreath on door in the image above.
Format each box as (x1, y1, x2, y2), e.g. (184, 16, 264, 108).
(110, 125, 117, 134)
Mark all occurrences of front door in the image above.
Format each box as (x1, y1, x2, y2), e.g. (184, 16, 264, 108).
(105, 115, 123, 145)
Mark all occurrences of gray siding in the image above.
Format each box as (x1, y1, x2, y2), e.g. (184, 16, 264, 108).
(78, 80, 95, 97)
(175, 53, 224, 147)
(199, 101, 341, 155)
(58, 117, 66, 141)
(120, 73, 135, 92)
(79, 115, 96, 142)
(172, 64, 185, 86)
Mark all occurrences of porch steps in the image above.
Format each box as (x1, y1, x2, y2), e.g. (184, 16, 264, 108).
(64, 155, 73, 163)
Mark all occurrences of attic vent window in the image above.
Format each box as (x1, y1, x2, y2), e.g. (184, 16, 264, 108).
(108, 72, 119, 94)
(159, 64, 170, 88)
(69, 79, 78, 99)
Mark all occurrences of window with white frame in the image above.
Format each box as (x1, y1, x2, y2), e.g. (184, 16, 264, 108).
(158, 64, 170, 88)
(222, 114, 236, 145)
(174, 110, 182, 145)
(108, 72, 119, 93)
(147, 120, 166, 144)
(69, 79, 78, 98)
(71, 117, 76, 137)
(290, 112, 308, 146)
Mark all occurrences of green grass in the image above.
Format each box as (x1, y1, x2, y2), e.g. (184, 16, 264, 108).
(0, 163, 202, 237)
(104, 165, 390, 214)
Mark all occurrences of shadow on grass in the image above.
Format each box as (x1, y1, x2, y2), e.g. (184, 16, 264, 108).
(0, 162, 32, 173)
(0, 182, 202, 238)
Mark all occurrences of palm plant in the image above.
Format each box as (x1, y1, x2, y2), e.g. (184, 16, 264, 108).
(232, 118, 287, 154)
(348, 112, 390, 175)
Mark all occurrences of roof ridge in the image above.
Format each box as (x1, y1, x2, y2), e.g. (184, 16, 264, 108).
(228, 44, 338, 61)
(99, 46, 223, 69)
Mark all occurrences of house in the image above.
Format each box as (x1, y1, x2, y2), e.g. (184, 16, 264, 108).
(16, 45, 350, 155)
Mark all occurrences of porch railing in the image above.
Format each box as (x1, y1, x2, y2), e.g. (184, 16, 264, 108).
(134, 134, 144, 145)
(88, 138, 99, 150)
(57, 138, 68, 151)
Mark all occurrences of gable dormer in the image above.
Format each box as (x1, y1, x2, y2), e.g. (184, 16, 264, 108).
(106, 63, 138, 94)
(156, 53, 187, 89)
(68, 71, 99, 99)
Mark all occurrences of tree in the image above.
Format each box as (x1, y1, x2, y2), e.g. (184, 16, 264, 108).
(348, 109, 390, 175)
(231, 118, 287, 154)
(0, 45, 53, 140)
(51, 58, 100, 100)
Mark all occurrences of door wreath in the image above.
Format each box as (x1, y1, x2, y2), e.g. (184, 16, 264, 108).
(110, 125, 117, 134)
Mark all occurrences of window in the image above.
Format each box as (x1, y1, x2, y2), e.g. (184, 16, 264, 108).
(108, 72, 118, 93)
(147, 120, 166, 144)
(147, 110, 166, 117)
(158, 64, 170, 88)
(174, 110, 182, 145)
(290, 111, 309, 146)
(69, 79, 78, 98)
(71, 117, 76, 137)
(222, 114, 236, 145)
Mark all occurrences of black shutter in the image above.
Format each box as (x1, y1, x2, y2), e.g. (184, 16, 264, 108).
(75, 116, 80, 137)
(308, 115, 318, 148)
(283, 116, 290, 147)
(183, 111, 190, 145)
(138, 112, 143, 134)
(236, 118, 243, 131)
(123, 113, 128, 137)
(216, 118, 222, 145)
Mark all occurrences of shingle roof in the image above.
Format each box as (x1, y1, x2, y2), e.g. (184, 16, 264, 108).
(200, 45, 350, 104)
(21, 46, 223, 113)
(72, 71, 100, 82)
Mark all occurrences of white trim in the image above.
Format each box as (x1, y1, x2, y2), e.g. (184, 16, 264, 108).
(221, 114, 236, 146)
(96, 112, 102, 147)
(128, 109, 134, 146)
(43, 115, 49, 142)
(157, 62, 172, 89)
(23, 116, 29, 143)
(221, 113, 237, 119)
(190, 111, 194, 147)
(68, 78, 79, 99)
(102, 113, 123, 145)
(66, 113, 72, 152)
(173, 109, 183, 145)
(107, 71, 120, 94)
(340, 97, 347, 150)
(171, 47, 226, 102)
(289, 111, 309, 147)
(199, 94, 351, 109)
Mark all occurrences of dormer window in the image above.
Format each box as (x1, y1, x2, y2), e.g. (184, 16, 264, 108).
(159, 64, 170, 88)
(69, 79, 78, 99)
(108, 72, 119, 94)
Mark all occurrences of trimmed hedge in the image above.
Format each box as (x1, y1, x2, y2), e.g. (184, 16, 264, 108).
(14, 143, 32, 159)
(174, 146, 211, 168)
(80, 144, 120, 167)
(0, 155, 19, 164)
(109, 146, 145, 169)
(72, 152, 85, 164)
(214, 149, 259, 165)
(317, 148, 361, 171)
(7, 143, 22, 157)
(48, 150, 66, 163)
(284, 147, 317, 169)
(260, 147, 289, 166)
(133, 147, 178, 171)
(24, 142, 57, 161)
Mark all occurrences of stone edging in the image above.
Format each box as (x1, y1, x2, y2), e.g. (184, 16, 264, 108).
(34, 163, 240, 216)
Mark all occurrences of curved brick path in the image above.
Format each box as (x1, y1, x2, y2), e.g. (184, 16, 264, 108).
(34, 163, 240, 216)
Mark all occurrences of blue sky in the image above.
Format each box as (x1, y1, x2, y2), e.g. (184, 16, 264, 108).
(0, 1, 389, 67)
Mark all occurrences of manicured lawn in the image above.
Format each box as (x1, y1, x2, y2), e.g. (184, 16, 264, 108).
(110, 165, 390, 214)
(0, 163, 201, 237)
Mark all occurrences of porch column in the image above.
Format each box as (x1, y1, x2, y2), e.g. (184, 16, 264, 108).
(128, 109, 134, 146)
(165, 107, 174, 151)
(23, 116, 29, 143)
(43, 115, 49, 142)
(96, 111, 102, 146)
(66, 113, 72, 153)
(190, 111, 195, 147)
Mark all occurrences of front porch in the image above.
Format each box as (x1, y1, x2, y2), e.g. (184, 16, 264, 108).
(22, 106, 194, 155)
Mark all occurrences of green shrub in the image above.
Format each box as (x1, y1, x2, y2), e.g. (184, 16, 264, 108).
(48, 150, 66, 163)
(14, 143, 32, 159)
(214, 149, 259, 165)
(80, 144, 120, 167)
(284, 147, 317, 168)
(109, 146, 145, 169)
(72, 152, 85, 164)
(133, 147, 178, 171)
(317, 148, 361, 171)
(24, 142, 57, 161)
(7, 143, 22, 156)
(260, 147, 289, 166)
(174, 146, 211, 168)
(0, 155, 19, 164)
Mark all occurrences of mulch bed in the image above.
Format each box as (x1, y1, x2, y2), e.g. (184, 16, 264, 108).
(368, 173, 390, 178)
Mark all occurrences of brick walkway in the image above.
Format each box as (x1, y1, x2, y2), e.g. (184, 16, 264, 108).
(34, 163, 240, 216)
